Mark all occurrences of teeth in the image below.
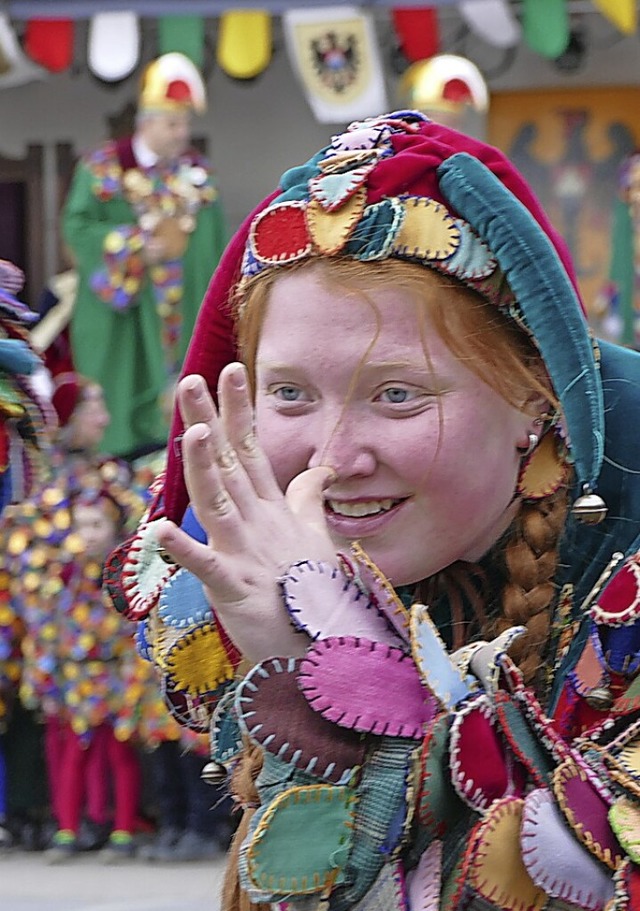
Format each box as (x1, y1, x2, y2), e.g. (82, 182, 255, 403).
(328, 499, 397, 517)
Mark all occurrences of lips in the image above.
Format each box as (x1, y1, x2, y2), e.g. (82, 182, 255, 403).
(324, 497, 408, 537)
(326, 498, 404, 518)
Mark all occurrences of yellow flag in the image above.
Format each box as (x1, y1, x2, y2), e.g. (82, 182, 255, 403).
(593, 0, 637, 34)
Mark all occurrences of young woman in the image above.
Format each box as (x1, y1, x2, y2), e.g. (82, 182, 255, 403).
(108, 112, 640, 908)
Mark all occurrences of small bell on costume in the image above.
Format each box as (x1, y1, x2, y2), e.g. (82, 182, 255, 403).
(572, 484, 608, 525)
(201, 760, 228, 785)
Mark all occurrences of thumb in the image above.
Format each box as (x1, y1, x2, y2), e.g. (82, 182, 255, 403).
(285, 466, 336, 534)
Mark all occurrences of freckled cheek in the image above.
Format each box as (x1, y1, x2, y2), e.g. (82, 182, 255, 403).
(256, 414, 312, 491)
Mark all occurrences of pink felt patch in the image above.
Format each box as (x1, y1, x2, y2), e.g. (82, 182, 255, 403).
(521, 788, 614, 910)
(281, 561, 402, 647)
(553, 758, 622, 870)
(236, 656, 366, 784)
(298, 636, 437, 738)
(450, 695, 527, 811)
(406, 840, 442, 911)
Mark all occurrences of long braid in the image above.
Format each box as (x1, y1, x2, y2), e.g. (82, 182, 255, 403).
(487, 485, 570, 685)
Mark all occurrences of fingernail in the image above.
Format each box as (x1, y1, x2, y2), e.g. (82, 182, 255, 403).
(230, 367, 246, 389)
(322, 468, 337, 488)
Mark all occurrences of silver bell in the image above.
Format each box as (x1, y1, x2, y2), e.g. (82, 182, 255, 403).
(572, 488, 607, 525)
(585, 686, 614, 711)
(201, 760, 227, 785)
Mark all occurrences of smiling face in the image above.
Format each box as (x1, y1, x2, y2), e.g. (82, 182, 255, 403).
(252, 264, 538, 587)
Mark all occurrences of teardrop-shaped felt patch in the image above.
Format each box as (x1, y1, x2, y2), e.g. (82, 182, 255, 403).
(121, 521, 178, 619)
(521, 788, 615, 910)
(235, 656, 366, 784)
(306, 188, 367, 255)
(417, 712, 464, 836)
(158, 566, 213, 628)
(281, 560, 402, 647)
(493, 690, 555, 788)
(468, 797, 546, 910)
(245, 784, 355, 897)
(592, 555, 640, 625)
(406, 840, 441, 911)
(309, 165, 373, 212)
(164, 621, 235, 696)
(211, 687, 243, 765)
(348, 542, 410, 639)
(609, 796, 640, 864)
(411, 605, 476, 710)
(299, 636, 436, 738)
(450, 695, 526, 811)
(517, 431, 568, 500)
(552, 757, 622, 870)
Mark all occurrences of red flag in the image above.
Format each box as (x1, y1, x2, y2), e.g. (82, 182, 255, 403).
(24, 19, 74, 73)
(392, 6, 439, 63)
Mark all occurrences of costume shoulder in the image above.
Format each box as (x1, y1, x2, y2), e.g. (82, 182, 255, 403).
(79, 137, 130, 200)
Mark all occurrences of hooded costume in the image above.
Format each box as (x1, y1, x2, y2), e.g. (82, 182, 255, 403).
(106, 113, 640, 909)
(62, 52, 227, 458)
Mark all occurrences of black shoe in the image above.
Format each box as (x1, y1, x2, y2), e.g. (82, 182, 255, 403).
(139, 826, 183, 861)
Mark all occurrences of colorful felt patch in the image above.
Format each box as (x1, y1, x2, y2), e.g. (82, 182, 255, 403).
(250, 201, 312, 265)
(449, 694, 527, 811)
(437, 219, 496, 280)
(611, 858, 640, 911)
(162, 678, 217, 733)
(158, 566, 213, 628)
(467, 797, 546, 910)
(120, 520, 178, 620)
(164, 621, 235, 696)
(347, 542, 410, 639)
(552, 757, 622, 870)
(592, 554, 640, 626)
(391, 197, 460, 261)
(351, 861, 408, 911)
(613, 674, 640, 715)
(309, 165, 373, 211)
(245, 784, 355, 897)
(210, 686, 243, 765)
(406, 840, 441, 911)
(319, 148, 383, 174)
(609, 796, 640, 865)
(298, 635, 437, 738)
(603, 727, 640, 801)
(305, 188, 367, 255)
(331, 122, 392, 154)
(235, 656, 365, 785)
(521, 787, 614, 910)
(281, 560, 402, 647)
(493, 690, 555, 787)
(517, 430, 568, 500)
(417, 712, 463, 838)
(569, 624, 608, 698)
(343, 199, 406, 262)
(467, 627, 526, 693)
(410, 604, 476, 710)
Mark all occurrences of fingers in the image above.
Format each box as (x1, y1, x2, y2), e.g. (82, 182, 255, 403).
(286, 466, 336, 540)
(155, 520, 244, 603)
(218, 364, 283, 502)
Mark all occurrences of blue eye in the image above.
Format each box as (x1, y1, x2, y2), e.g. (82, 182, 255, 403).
(276, 386, 302, 401)
(381, 388, 411, 403)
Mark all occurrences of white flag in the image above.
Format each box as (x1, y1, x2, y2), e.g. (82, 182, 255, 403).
(458, 0, 520, 48)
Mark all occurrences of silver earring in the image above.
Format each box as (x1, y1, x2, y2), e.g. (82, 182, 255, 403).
(517, 432, 539, 457)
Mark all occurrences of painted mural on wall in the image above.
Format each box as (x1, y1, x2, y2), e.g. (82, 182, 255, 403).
(489, 87, 640, 346)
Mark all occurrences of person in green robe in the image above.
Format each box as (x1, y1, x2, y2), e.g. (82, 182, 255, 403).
(62, 52, 226, 459)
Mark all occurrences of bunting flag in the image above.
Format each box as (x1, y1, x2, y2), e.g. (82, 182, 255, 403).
(88, 12, 140, 83)
(0, 15, 45, 87)
(593, 0, 637, 36)
(392, 7, 439, 63)
(458, 0, 520, 48)
(158, 16, 205, 69)
(24, 18, 74, 73)
(283, 6, 388, 124)
(521, 0, 570, 59)
(217, 10, 272, 81)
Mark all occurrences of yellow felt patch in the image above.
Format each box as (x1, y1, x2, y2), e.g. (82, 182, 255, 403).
(306, 187, 366, 255)
(609, 797, 640, 864)
(518, 432, 567, 500)
(469, 797, 546, 910)
(164, 622, 234, 695)
(392, 197, 460, 261)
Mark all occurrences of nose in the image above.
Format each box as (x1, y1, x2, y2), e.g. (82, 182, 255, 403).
(307, 413, 376, 477)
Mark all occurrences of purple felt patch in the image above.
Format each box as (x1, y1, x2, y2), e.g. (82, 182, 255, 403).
(553, 758, 623, 870)
(347, 545, 410, 640)
(298, 636, 437, 738)
(281, 561, 402, 647)
(449, 695, 527, 811)
(235, 656, 366, 784)
(406, 840, 442, 911)
(521, 788, 614, 911)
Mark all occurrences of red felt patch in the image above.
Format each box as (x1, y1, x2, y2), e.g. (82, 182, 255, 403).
(250, 201, 312, 265)
(592, 556, 640, 625)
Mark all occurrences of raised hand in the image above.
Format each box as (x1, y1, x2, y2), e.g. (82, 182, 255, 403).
(155, 364, 338, 663)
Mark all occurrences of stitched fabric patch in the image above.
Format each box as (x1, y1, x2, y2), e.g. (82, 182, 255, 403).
(391, 197, 460, 260)
(211, 686, 243, 765)
(164, 621, 235, 696)
(306, 188, 366, 255)
(467, 627, 526, 694)
(592, 555, 640, 626)
(120, 521, 178, 620)
(406, 840, 441, 911)
(493, 690, 555, 787)
(235, 656, 366, 784)
(281, 560, 402, 647)
(158, 567, 214, 628)
(468, 797, 546, 911)
(410, 604, 476, 710)
(449, 694, 526, 811)
(343, 199, 406, 262)
(611, 858, 640, 911)
(250, 200, 311, 264)
(417, 712, 464, 838)
(246, 784, 355, 897)
(351, 861, 408, 911)
(521, 787, 614, 910)
(309, 165, 373, 211)
(602, 726, 640, 800)
(552, 757, 622, 870)
(298, 635, 437, 738)
(348, 542, 410, 639)
(610, 797, 640, 866)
